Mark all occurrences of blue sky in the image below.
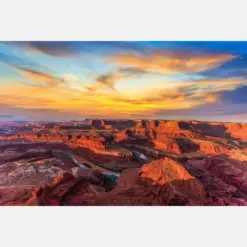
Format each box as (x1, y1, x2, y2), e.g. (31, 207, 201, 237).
(0, 41, 247, 122)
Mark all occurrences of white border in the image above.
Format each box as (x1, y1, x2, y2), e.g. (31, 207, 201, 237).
(1, 206, 247, 247)
(1, 0, 247, 246)
(0, 0, 247, 41)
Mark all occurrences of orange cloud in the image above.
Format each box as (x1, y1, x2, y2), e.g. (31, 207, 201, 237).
(1, 63, 60, 86)
(85, 68, 148, 92)
(186, 78, 246, 87)
(0, 75, 245, 119)
(85, 73, 122, 92)
(108, 51, 236, 74)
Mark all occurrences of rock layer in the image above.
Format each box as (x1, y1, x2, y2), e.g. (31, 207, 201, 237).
(1, 119, 247, 206)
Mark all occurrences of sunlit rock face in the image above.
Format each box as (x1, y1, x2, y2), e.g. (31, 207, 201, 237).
(1, 119, 247, 206)
(76, 158, 206, 206)
(223, 123, 247, 141)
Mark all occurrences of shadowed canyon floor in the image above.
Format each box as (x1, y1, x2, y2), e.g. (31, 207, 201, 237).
(1, 119, 247, 205)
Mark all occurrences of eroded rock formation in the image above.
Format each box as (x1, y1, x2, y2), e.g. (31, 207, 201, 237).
(1, 119, 247, 206)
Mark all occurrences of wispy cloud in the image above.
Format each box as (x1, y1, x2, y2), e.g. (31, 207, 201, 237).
(2, 63, 61, 86)
(1, 42, 247, 121)
(9, 42, 82, 57)
(1, 76, 245, 119)
(86, 67, 156, 92)
(109, 50, 236, 74)
(0, 53, 62, 86)
(6, 41, 149, 58)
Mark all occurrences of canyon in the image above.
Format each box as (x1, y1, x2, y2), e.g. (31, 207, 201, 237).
(0, 119, 247, 205)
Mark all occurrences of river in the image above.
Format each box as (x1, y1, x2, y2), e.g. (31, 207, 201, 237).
(52, 149, 120, 177)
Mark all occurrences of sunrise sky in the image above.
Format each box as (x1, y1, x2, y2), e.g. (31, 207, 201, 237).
(0, 41, 247, 122)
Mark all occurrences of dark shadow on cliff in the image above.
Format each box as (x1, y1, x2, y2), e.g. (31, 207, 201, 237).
(21, 175, 206, 206)
(175, 138, 200, 152)
(61, 176, 207, 206)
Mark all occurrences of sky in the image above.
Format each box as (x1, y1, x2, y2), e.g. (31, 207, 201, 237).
(0, 41, 247, 122)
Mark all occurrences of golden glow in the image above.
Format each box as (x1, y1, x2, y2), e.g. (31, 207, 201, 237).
(0, 75, 243, 118)
(108, 51, 235, 74)
(0, 47, 245, 119)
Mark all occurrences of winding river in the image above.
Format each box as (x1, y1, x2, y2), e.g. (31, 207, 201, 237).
(52, 149, 120, 177)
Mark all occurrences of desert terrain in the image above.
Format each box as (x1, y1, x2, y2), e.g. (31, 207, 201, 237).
(1, 119, 247, 205)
